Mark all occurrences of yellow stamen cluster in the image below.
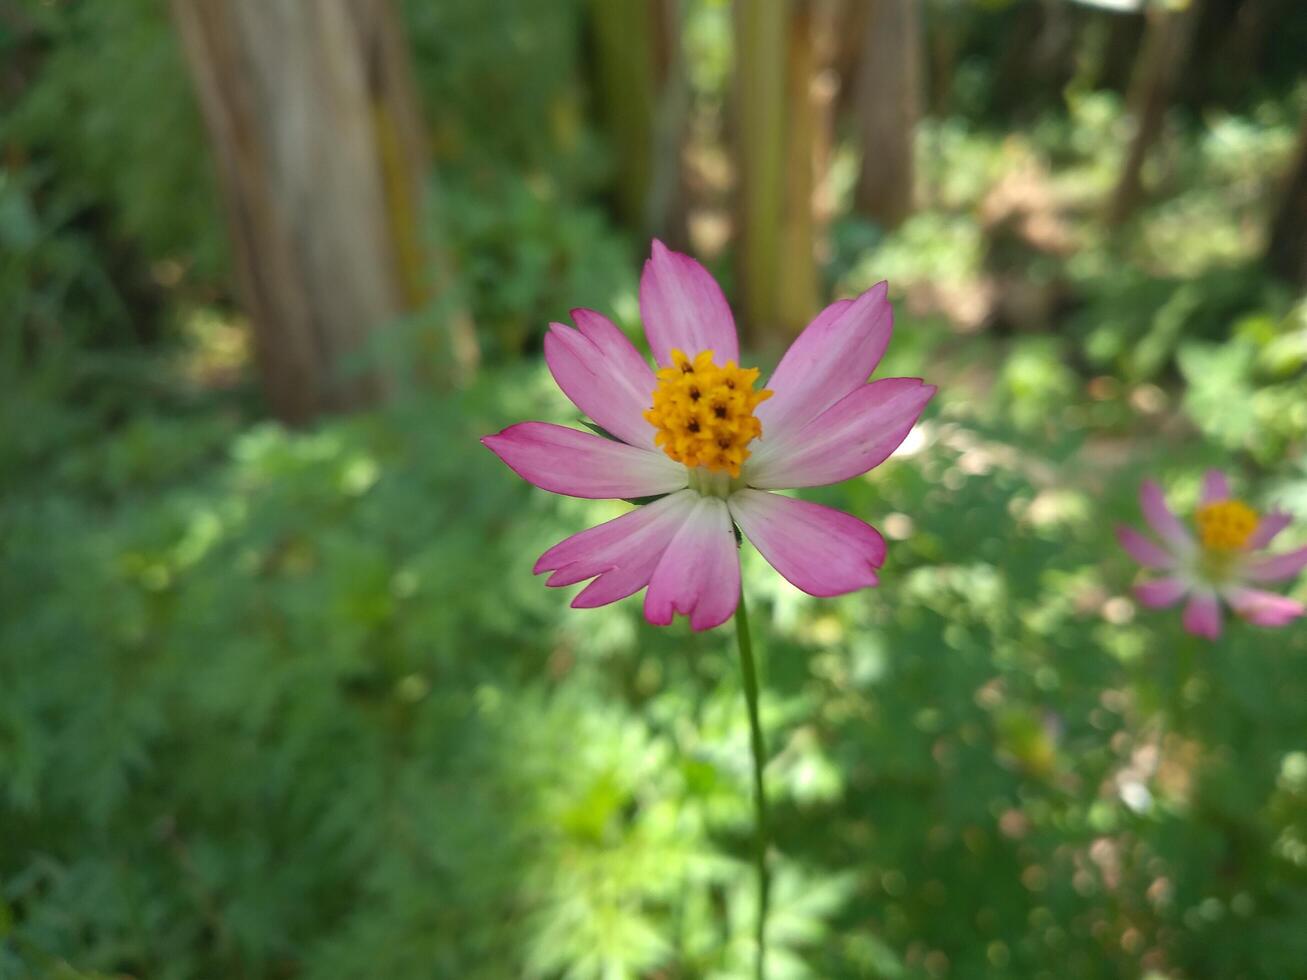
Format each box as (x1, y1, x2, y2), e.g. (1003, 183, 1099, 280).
(1196, 499, 1258, 552)
(644, 348, 773, 478)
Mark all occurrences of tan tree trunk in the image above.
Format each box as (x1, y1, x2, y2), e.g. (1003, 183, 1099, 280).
(1106, 0, 1200, 227)
(1266, 114, 1307, 286)
(853, 0, 921, 230)
(171, 0, 477, 424)
(733, 0, 819, 343)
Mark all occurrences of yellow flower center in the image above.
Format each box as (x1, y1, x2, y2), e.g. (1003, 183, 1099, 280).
(643, 348, 773, 478)
(1195, 499, 1258, 552)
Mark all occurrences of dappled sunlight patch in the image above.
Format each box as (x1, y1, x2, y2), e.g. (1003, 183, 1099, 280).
(1018, 487, 1095, 531)
(174, 307, 252, 390)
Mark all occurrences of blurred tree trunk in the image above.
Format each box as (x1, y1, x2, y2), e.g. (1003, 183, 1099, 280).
(831, 0, 870, 117)
(589, 0, 690, 245)
(1183, 0, 1278, 108)
(993, 0, 1085, 118)
(925, 0, 962, 116)
(1106, 0, 1200, 227)
(853, 0, 921, 230)
(171, 0, 477, 424)
(809, 1, 844, 227)
(1094, 7, 1145, 93)
(1266, 114, 1307, 286)
(733, 0, 819, 341)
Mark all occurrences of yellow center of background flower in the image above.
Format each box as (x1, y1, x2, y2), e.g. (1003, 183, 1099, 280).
(644, 348, 772, 478)
(1196, 499, 1258, 551)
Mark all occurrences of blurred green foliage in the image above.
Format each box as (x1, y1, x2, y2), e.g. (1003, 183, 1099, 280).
(400, 0, 639, 358)
(5, 354, 1307, 979)
(3, 0, 1307, 978)
(1, 0, 223, 281)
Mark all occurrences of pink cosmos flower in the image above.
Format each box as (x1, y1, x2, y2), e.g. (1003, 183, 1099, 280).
(1117, 469, 1307, 639)
(482, 241, 936, 631)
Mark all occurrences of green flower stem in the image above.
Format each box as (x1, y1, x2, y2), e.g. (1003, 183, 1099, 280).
(734, 590, 769, 980)
(1164, 630, 1199, 732)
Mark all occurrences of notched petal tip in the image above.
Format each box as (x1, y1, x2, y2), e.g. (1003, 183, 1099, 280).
(757, 285, 903, 443)
(729, 490, 885, 597)
(643, 600, 734, 632)
(690, 607, 735, 631)
(642, 497, 739, 630)
(533, 549, 568, 577)
(532, 490, 699, 609)
(661, 591, 737, 632)
(641, 607, 673, 627)
(893, 378, 936, 399)
(746, 376, 936, 489)
(481, 427, 526, 460)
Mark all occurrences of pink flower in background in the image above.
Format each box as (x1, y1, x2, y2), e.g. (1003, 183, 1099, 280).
(1117, 470, 1307, 639)
(483, 241, 935, 631)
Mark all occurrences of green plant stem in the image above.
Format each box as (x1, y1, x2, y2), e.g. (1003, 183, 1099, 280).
(1167, 630, 1200, 733)
(734, 590, 769, 980)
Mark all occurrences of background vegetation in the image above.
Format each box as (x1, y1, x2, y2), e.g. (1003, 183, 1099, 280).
(2, 0, 1306, 977)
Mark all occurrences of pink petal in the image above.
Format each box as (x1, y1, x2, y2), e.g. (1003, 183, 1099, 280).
(1182, 591, 1222, 640)
(545, 313, 656, 448)
(1116, 526, 1176, 569)
(1140, 480, 1195, 555)
(744, 379, 935, 490)
(533, 490, 700, 607)
(1133, 577, 1188, 608)
(1199, 469, 1231, 505)
(1244, 545, 1307, 583)
(1224, 586, 1305, 628)
(756, 283, 892, 443)
(482, 422, 687, 499)
(729, 489, 885, 597)
(1248, 511, 1293, 549)
(643, 496, 739, 631)
(639, 240, 738, 366)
